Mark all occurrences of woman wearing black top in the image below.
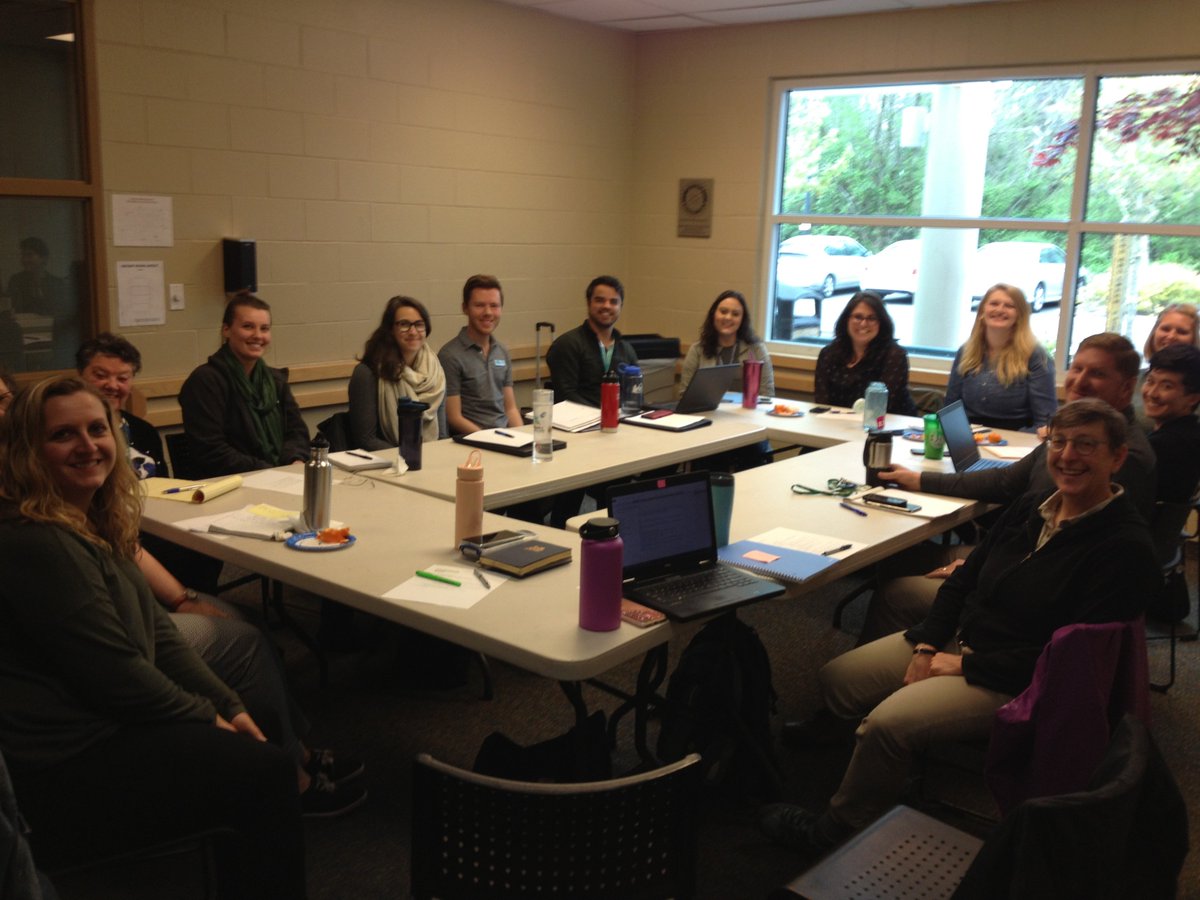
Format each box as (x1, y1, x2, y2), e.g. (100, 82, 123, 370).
(814, 291, 917, 415)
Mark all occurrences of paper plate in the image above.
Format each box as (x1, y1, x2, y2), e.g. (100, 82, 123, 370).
(766, 409, 805, 418)
(286, 532, 356, 552)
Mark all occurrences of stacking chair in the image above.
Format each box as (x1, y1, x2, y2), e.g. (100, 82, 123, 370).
(411, 752, 702, 899)
(1146, 500, 1197, 692)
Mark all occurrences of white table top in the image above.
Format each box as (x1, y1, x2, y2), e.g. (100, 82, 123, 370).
(715, 397, 924, 447)
(358, 416, 767, 508)
(139, 476, 669, 682)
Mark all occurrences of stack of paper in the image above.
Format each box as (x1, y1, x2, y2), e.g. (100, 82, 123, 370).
(328, 449, 391, 471)
(208, 504, 299, 541)
(143, 475, 243, 504)
(550, 400, 601, 433)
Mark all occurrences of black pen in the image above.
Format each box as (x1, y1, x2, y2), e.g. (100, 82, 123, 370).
(822, 543, 853, 556)
(474, 569, 491, 589)
(495, 430, 514, 438)
(345, 450, 374, 460)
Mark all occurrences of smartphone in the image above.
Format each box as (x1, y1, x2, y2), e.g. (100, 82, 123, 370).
(862, 493, 922, 513)
(643, 409, 673, 420)
(458, 529, 532, 560)
(809, 406, 831, 414)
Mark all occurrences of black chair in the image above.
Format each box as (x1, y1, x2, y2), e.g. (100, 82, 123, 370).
(316, 411, 350, 452)
(1146, 500, 1196, 692)
(411, 752, 702, 899)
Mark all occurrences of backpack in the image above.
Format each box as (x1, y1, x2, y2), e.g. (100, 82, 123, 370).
(656, 612, 783, 797)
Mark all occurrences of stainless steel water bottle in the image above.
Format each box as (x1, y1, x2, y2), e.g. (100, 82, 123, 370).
(302, 435, 333, 531)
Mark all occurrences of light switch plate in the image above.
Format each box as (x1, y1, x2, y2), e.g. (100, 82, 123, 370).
(169, 283, 185, 310)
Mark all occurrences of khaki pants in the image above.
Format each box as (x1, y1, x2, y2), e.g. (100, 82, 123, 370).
(818, 633, 1011, 829)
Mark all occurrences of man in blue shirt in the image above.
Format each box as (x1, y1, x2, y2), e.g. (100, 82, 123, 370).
(438, 274, 523, 434)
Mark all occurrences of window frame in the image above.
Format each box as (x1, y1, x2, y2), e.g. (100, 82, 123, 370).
(761, 59, 1200, 371)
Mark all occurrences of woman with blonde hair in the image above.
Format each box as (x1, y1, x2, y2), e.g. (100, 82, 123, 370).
(1134, 302, 1198, 430)
(943, 283, 1056, 431)
(0, 377, 304, 898)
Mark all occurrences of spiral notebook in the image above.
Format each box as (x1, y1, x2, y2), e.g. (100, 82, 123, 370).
(718, 540, 838, 582)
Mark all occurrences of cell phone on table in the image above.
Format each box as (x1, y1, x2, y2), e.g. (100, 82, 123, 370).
(862, 493, 922, 513)
(458, 529, 532, 560)
(809, 406, 831, 414)
(642, 409, 673, 420)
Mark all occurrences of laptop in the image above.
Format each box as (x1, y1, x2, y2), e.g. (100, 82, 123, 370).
(647, 364, 740, 414)
(937, 400, 1014, 472)
(606, 471, 784, 621)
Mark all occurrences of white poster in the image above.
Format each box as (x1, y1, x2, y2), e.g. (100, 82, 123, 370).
(116, 261, 166, 326)
(112, 194, 174, 247)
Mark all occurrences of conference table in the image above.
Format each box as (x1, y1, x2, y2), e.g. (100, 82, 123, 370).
(141, 401, 1038, 758)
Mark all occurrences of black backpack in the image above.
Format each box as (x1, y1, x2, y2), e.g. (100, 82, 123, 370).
(656, 612, 783, 797)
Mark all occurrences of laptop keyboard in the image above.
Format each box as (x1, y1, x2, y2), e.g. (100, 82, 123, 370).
(636, 565, 755, 607)
(967, 458, 1009, 471)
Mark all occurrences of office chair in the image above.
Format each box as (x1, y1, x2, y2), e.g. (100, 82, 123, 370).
(411, 752, 702, 899)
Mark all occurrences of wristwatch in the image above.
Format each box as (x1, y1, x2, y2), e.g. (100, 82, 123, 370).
(172, 588, 199, 612)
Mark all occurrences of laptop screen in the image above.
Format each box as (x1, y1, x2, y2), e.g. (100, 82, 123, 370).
(936, 400, 981, 471)
(608, 472, 716, 577)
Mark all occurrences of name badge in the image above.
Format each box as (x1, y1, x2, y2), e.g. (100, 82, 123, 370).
(493, 359, 506, 367)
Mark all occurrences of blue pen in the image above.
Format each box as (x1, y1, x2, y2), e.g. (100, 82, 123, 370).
(839, 500, 867, 517)
(164, 483, 207, 494)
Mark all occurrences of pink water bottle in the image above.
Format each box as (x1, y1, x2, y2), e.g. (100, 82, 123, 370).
(742, 358, 763, 409)
(600, 370, 620, 433)
(579, 517, 623, 631)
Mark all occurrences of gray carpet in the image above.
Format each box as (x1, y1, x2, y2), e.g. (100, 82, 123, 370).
(224, 559, 1197, 899)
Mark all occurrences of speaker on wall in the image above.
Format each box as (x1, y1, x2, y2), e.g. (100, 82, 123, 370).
(222, 238, 257, 294)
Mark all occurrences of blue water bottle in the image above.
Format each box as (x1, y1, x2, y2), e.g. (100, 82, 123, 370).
(863, 381, 888, 431)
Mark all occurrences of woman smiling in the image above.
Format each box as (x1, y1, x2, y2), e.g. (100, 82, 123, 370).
(814, 291, 917, 414)
(680, 290, 774, 396)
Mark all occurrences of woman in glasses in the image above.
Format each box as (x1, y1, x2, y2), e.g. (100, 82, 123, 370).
(944, 283, 1056, 431)
(814, 291, 917, 414)
(348, 295, 446, 450)
(178, 292, 310, 479)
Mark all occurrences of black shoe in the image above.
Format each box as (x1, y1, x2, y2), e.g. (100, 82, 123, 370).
(779, 708, 845, 750)
(759, 804, 851, 855)
(301, 772, 367, 818)
(306, 748, 365, 784)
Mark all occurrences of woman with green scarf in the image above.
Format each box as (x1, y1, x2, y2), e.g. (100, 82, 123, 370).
(178, 293, 310, 479)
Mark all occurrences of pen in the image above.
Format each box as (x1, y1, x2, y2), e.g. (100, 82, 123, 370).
(822, 543, 853, 556)
(164, 484, 207, 494)
(494, 430, 514, 438)
(416, 570, 461, 586)
(345, 450, 374, 460)
(473, 569, 491, 589)
(839, 500, 867, 517)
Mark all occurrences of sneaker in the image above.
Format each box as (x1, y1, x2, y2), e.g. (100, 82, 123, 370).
(758, 803, 850, 855)
(306, 748, 365, 784)
(301, 772, 367, 819)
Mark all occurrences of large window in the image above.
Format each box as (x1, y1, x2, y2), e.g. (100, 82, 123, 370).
(765, 69, 1200, 368)
(0, 0, 103, 375)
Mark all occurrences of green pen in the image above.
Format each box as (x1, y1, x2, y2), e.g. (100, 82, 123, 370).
(415, 569, 461, 587)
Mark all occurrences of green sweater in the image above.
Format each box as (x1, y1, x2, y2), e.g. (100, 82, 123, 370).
(0, 518, 244, 772)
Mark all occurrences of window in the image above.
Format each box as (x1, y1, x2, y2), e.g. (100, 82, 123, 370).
(765, 70, 1200, 369)
(0, 0, 104, 374)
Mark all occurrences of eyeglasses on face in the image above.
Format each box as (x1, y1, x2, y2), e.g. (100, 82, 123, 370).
(1047, 435, 1106, 456)
(850, 314, 878, 324)
(394, 319, 426, 333)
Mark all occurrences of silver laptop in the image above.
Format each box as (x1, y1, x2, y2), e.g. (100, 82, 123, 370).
(937, 400, 1013, 472)
(606, 471, 783, 621)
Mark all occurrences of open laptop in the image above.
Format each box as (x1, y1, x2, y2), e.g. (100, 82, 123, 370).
(937, 400, 1014, 472)
(647, 364, 740, 414)
(607, 471, 784, 621)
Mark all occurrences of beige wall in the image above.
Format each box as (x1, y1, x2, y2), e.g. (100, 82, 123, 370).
(629, 0, 1200, 339)
(95, 0, 635, 384)
(94, 0, 1199, 393)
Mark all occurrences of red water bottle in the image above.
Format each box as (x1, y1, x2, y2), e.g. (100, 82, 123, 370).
(600, 369, 620, 432)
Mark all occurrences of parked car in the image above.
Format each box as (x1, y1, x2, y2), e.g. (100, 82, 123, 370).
(775, 234, 871, 300)
(860, 239, 920, 301)
(970, 241, 1071, 311)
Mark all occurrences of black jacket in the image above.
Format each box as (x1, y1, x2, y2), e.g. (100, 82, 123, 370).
(905, 489, 1157, 697)
(178, 354, 310, 479)
(545, 321, 638, 407)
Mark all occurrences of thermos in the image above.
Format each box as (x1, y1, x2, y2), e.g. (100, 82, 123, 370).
(620, 364, 644, 416)
(454, 449, 484, 547)
(742, 358, 764, 409)
(579, 517, 623, 632)
(863, 381, 888, 431)
(302, 435, 333, 532)
(397, 398, 429, 470)
(863, 430, 893, 487)
(600, 369, 620, 432)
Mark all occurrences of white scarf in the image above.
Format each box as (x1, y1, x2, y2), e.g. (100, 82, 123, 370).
(377, 344, 445, 444)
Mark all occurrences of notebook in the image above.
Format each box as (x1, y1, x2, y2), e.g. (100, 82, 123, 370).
(937, 400, 1014, 473)
(648, 364, 740, 414)
(606, 471, 784, 621)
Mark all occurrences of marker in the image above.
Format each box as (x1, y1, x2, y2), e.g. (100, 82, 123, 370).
(494, 430, 515, 438)
(416, 570, 461, 586)
(822, 543, 853, 556)
(473, 569, 492, 589)
(839, 501, 867, 517)
(345, 450, 374, 460)
(163, 484, 207, 495)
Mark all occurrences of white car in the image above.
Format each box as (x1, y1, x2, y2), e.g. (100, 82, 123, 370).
(971, 241, 1070, 311)
(861, 239, 921, 301)
(775, 234, 871, 300)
